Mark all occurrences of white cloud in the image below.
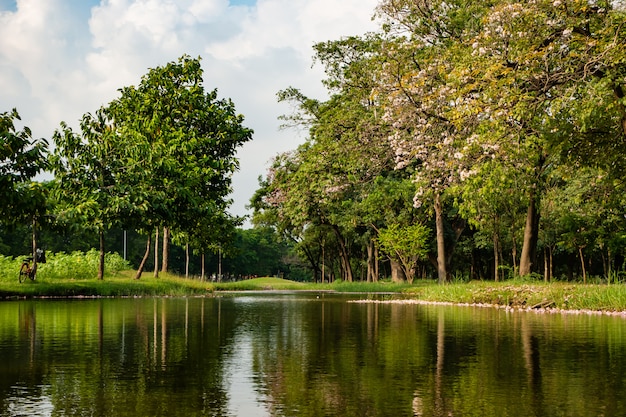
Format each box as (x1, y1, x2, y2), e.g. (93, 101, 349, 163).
(0, 0, 380, 224)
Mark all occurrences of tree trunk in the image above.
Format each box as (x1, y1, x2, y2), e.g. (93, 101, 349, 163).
(390, 258, 405, 283)
(31, 216, 38, 279)
(519, 190, 540, 276)
(135, 233, 151, 280)
(606, 248, 613, 282)
(185, 243, 190, 279)
(366, 239, 378, 282)
(298, 241, 322, 283)
(434, 193, 447, 284)
(161, 227, 170, 273)
(154, 227, 159, 278)
(543, 246, 550, 282)
(201, 252, 205, 281)
(331, 224, 353, 282)
(321, 238, 325, 283)
(98, 229, 105, 280)
(511, 231, 518, 276)
(493, 233, 500, 282)
(548, 246, 554, 281)
(579, 246, 587, 284)
(373, 243, 379, 282)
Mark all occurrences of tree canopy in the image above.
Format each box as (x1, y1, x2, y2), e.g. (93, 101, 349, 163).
(1, 109, 48, 225)
(51, 55, 252, 279)
(253, 0, 626, 283)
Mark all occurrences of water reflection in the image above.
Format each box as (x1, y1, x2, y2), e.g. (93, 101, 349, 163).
(1, 295, 626, 416)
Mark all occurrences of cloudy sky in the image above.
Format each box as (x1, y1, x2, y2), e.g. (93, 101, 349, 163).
(0, 0, 380, 225)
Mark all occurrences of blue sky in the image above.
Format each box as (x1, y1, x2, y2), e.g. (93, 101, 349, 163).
(0, 0, 379, 224)
(0, 0, 15, 11)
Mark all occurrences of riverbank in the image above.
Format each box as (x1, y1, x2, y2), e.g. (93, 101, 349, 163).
(2, 274, 626, 314)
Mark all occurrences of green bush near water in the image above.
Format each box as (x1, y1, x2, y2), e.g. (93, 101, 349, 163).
(0, 249, 131, 282)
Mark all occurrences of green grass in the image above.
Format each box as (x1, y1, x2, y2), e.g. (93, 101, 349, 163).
(405, 280, 626, 312)
(3, 251, 626, 314)
(212, 277, 310, 291)
(0, 271, 215, 298)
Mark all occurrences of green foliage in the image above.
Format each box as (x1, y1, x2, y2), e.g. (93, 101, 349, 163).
(376, 223, 430, 283)
(107, 55, 253, 255)
(0, 109, 49, 225)
(50, 55, 253, 278)
(0, 250, 130, 283)
(255, 0, 626, 284)
(222, 227, 293, 277)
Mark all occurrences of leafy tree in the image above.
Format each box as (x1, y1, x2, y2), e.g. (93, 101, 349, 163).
(374, 0, 490, 283)
(376, 223, 430, 283)
(1, 109, 49, 271)
(455, 160, 527, 280)
(51, 108, 127, 279)
(463, 0, 626, 276)
(107, 55, 253, 277)
(1, 109, 49, 223)
(256, 35, 403, 282)
(376, 0, 626, 280)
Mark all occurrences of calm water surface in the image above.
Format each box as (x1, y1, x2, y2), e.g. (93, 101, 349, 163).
(0, 293, 625, 416)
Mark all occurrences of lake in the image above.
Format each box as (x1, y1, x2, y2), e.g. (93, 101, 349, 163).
(1, 293, 625, 416)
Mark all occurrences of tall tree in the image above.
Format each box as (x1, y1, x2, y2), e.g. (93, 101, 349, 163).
(1, 109, 49, 275)
(51, 108, 125, 279)
(375, 0, 489, 283)
(1, 109, 49, 224)
(108, 55, 253, 277)
(465, 0, 626, 275)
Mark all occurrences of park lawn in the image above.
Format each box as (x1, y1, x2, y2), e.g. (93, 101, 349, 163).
(3, 273, 626, 314)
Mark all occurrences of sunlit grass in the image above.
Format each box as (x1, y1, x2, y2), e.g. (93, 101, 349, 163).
(0, 271, 215, 298)
(3, 252, 626, 313)
(212, 278, 413, 293)
(405, 280, 626, 312)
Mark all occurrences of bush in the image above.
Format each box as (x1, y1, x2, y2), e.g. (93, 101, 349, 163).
(0, 250, 131, 282)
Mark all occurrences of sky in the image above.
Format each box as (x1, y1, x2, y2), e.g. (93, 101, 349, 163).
(0, 0, 380, 226)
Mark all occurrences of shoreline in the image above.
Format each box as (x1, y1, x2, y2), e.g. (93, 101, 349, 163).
(349, 298, 626, 317)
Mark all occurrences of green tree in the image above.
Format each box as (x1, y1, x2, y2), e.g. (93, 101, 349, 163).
(1, 109, 49, 272)
(376, 223, 430, 283)
(107, 55, 253, 277)
(51, 108, 127, 279)
(1, 109, 49, 223)
(464, 0, 626, 276)
(375, 0, 489, 283)
(258, 35, 400, 282)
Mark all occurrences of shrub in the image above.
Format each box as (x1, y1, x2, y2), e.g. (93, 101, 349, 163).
(0, 250, 131, 282)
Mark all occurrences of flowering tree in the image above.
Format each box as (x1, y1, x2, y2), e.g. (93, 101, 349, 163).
(377, 0, 626, 279)
(374, 0, 491, 283)
(465, 0, 626, 275)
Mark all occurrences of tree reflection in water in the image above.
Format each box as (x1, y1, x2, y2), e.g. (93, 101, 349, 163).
(0, 295, 626, 416)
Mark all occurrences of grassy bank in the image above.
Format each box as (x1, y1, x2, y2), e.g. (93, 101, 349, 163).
(404, 280, 626, 313)
(0, 275, 411, 299)
(3, 270, 626, 314)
